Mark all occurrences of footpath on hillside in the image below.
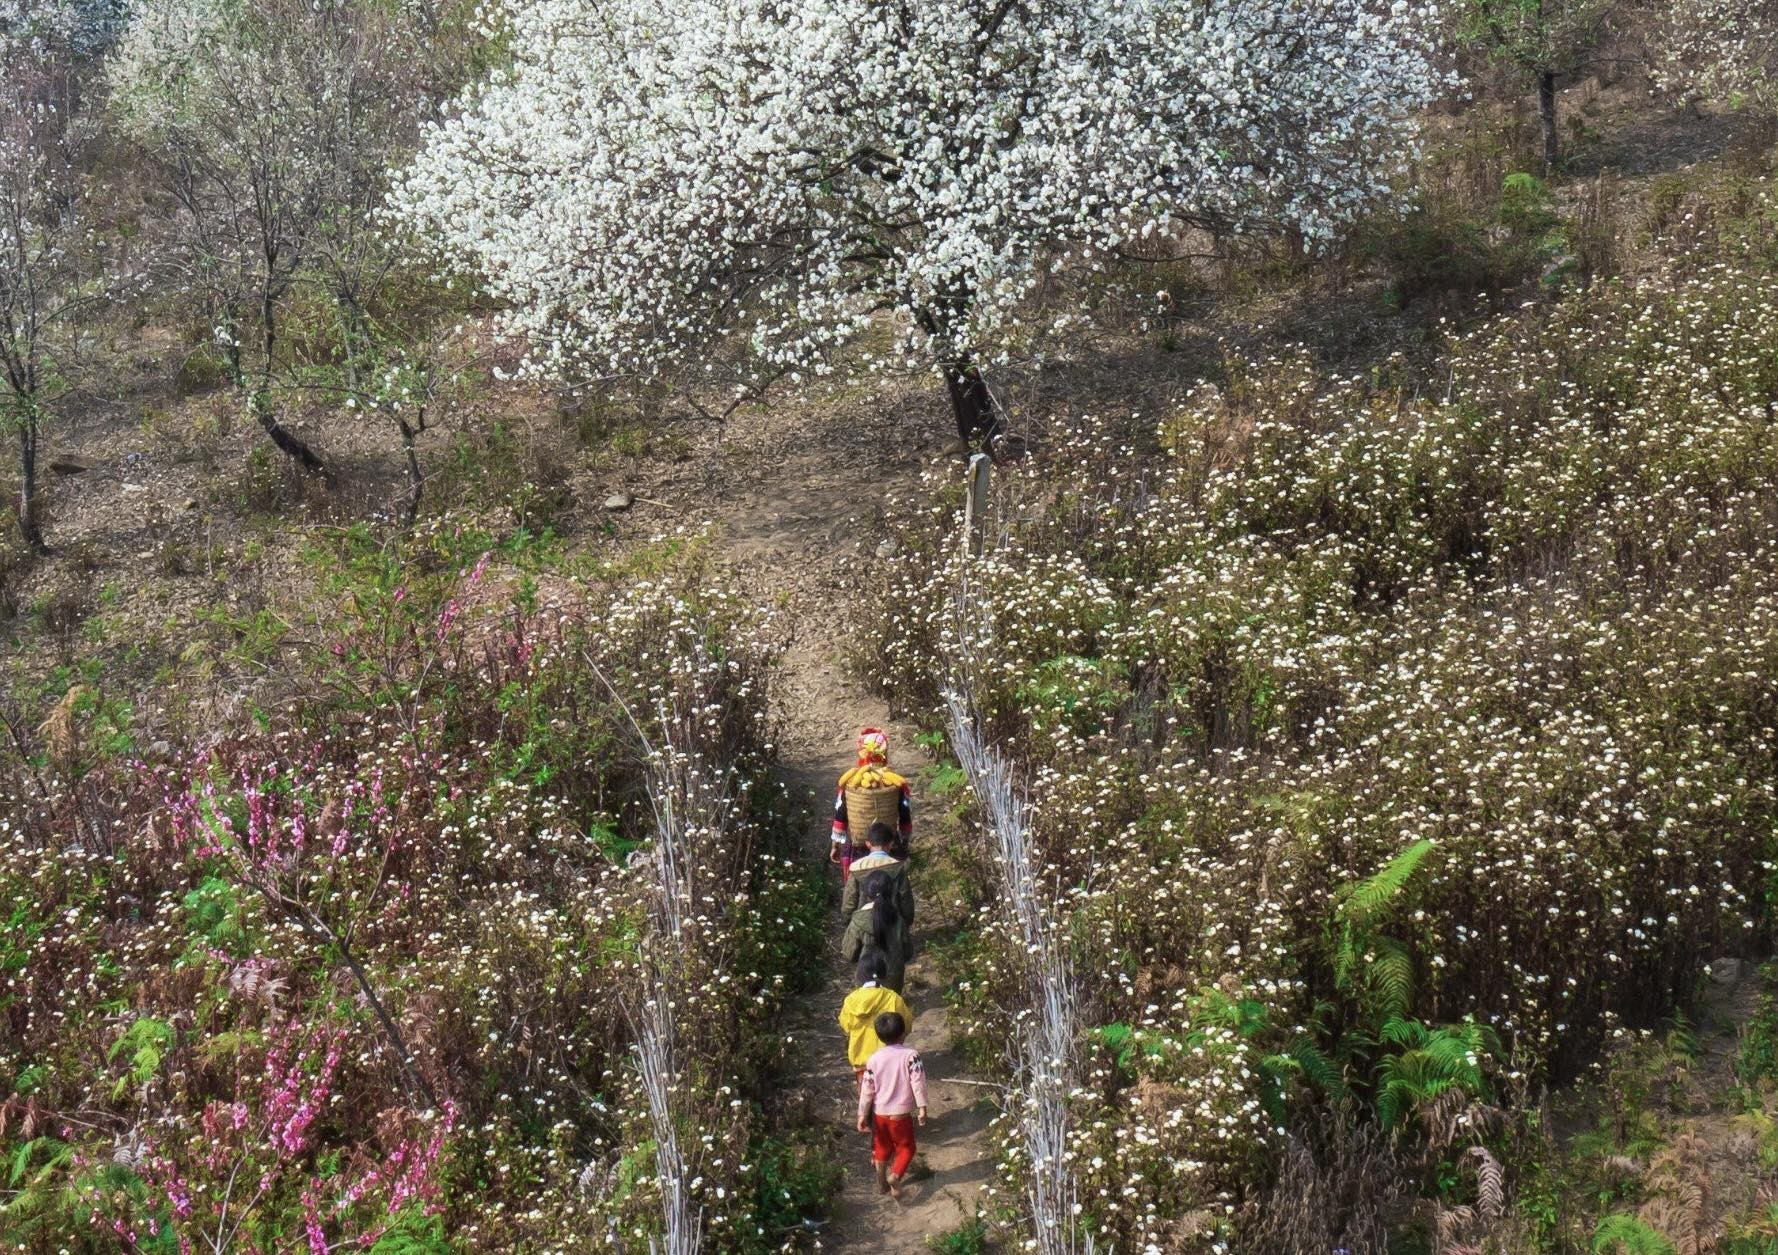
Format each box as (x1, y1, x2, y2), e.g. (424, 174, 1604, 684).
(617, 386, 998, 1249)
(773, 705, 995, 1250)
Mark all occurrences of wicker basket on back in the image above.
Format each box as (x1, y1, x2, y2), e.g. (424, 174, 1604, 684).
(845, 783, 904, 851)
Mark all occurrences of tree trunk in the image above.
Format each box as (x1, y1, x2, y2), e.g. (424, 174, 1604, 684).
(1539, 70, 1559, 172)
(399, 420, 422, 530)
(250, 388, 326, 474)
(916, 304, 1001, 446)
(941, 360, 999, 445)
(256, 280, 325, 475)
(17, 414, 45, 553)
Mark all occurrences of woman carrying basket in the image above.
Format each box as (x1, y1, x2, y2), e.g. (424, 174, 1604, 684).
(830, 728, 913, 879)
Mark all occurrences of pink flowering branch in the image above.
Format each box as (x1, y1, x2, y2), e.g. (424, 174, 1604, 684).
(169, 754, 438, 1109)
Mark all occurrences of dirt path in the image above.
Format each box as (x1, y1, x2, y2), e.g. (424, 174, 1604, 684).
(772, 709, 996, 1251)
(616, 385, 997, 1248)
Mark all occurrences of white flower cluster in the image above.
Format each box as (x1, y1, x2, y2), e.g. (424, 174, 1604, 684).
(396, 0, 1439, 386)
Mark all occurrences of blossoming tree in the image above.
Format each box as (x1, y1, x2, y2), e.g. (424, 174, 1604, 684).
(110, 0, 444, 476)
(0, 0, 126, 60)
(397, 0, 1439, 444)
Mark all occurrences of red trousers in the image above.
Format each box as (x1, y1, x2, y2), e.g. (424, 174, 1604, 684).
(871, 1114, 917, 1178)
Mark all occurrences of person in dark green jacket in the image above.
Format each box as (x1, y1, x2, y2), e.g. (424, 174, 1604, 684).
(841, 823, 915, 992)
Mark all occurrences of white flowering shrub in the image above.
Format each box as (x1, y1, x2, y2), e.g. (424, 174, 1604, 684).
(1654, 0, 1778, 117)
(865, 240, 1778, 1244)
(395, 0, 1439, 436)
(0, 0, 124, 60)
(0, 530, 829, 1250)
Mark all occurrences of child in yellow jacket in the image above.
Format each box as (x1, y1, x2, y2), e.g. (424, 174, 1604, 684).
(838, 951, 912, 1086)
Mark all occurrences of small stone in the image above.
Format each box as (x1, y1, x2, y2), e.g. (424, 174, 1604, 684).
(604, 492, 634, 511)
(875, 537, 900, 559)
(121, 482, 146, 494)
(182, 498, 198, 511)
(1708, 957, 1742, 986)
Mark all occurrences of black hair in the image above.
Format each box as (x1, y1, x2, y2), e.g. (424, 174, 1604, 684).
(866, 821, 895, 849)
(863, 869, 899, 948)
(874, 1011, 906, 1044)
(855, 949, 886, 986)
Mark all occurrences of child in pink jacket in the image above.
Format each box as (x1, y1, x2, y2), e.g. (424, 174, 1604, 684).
(855, 1011, 927, 1197)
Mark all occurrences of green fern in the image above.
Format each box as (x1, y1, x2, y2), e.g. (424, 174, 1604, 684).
(1182, 990, 1347, 1123)
(1592, 1214, 1677, 1255)
(1371, 1017, 1497, 1130)
(1330, 840, 1436, 1027)
(1093, 1022, 1139, 1073)
(1664, 1011, 1699, 1062)
(1, 1137, 86, 1242)
(108, 1016, 174, 1097)
(369, 1210, 452, 1254)
(1336, 839, 1435, 926)
(1256, 1036, 1349, 1122)
(7, 1136, 71, 1189)
(1191, 989, 1270, 1037)
(1368, 939, 1416, 1021)
(1284, 1036, 1348, 1100)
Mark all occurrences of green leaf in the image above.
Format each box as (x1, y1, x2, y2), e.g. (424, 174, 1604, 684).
(108, 1017, 175, 1094)
(1286, 1037, 1349, 1101)
(1369, 941, 1416, 1021)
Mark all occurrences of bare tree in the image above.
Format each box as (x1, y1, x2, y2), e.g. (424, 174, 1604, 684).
(0, 49, 101, 551)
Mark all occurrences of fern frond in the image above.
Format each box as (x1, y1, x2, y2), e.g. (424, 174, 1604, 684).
(1259, 1052, 1303, 1080)
(1463, 1145, 1505, 1222)
(1255, 1064, 1291, 1127)
(1379, 1016, 1430, 1048)
(1376, 1080, 1407, 1131)
(1286, 1037, 1349, 1100)
(1462, 1020, 1503, 1059)
(1232, 998, 1269, 1036)
(6, 1136, 71, 1191)
(1338, 839, 1435, 925)
(1368, 941, 1415, 1021)
(1423, 1034, 1487, 1086)
(1334, 920, 1360, 994)
(1592, 1214, 1677, 1255)
(1190, 989, 1239, 1030)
